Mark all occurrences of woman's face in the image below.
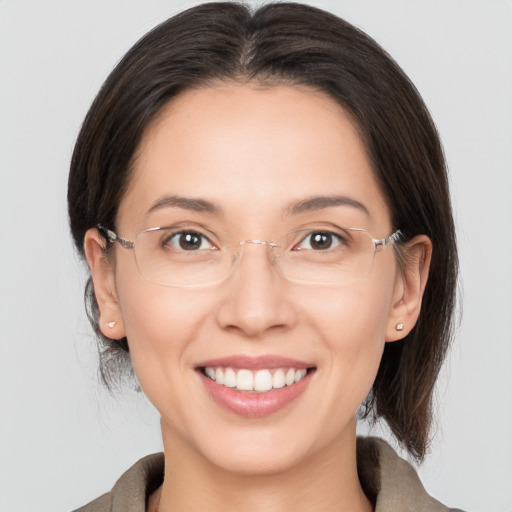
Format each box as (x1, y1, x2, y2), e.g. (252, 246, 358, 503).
(88, 84, 417, 475)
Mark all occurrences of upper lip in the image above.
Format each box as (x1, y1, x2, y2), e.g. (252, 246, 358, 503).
(195, 355, 314, 370)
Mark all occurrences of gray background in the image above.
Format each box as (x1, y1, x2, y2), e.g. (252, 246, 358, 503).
(1, 1, 511, 510)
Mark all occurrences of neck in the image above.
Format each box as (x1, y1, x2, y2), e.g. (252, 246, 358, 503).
(154, 420, 372, 512)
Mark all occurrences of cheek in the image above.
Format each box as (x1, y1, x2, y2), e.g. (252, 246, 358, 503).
(300, 277, 396, 390)
(113, 271, 211, 393)
(302, 277, 394, 345)
(327, 293, 387, 380)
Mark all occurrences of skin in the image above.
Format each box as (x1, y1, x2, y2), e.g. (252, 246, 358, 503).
(85, 84, 431, 512)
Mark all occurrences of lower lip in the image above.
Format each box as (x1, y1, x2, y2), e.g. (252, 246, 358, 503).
(199, 371, 313, 417)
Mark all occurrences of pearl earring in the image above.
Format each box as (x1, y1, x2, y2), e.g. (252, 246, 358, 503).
(395, 323, 404, 331)
(107, 321, 117, 328)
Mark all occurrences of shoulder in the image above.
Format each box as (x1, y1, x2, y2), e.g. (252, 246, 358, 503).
(72, 453, 164, 512)
(357, 437, 465, 512)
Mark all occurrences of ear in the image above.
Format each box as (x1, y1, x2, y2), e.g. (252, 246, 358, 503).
(84, 228, 126, 340)
(386, 235, 432, 342)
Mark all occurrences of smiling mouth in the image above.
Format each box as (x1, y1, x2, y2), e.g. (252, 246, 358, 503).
(200, 366, 315, 393)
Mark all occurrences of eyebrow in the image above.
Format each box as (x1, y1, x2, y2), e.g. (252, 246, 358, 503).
(147, 195, 223, 215)
(286, 196, 370, 216)
(146, 194, 369, 218)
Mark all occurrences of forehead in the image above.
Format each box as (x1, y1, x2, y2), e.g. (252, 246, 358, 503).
(118, 83, 390, 233)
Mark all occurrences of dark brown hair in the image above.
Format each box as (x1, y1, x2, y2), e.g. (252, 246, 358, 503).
(68, 1, 458, 460)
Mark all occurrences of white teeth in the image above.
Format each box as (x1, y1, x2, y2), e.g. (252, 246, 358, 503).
(224, 368, 237, 388)
(254, 369, 273, 392)
(204, 366, 309, 392)
(215, 367, 224, 385)
(237, 369, 253, 391)
(295, 369, 307, 382)
(272, 369, 285, 389)
(285, 368, 295, 386)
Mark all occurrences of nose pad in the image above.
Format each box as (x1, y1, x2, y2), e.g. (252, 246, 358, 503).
(229, 240, 280, 276)
(239, 239, 278, 252)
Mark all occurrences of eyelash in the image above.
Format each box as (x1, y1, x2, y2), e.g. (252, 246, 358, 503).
(294, 231, 345, 251)
(162, 230, 216, 251)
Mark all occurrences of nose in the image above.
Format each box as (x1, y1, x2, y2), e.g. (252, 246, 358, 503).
(215, 241, 298, 338)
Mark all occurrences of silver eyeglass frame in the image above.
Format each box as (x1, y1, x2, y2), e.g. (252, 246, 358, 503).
(97, 224, 403, 286)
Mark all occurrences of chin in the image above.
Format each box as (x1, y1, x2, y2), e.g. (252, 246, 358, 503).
(203, 440, 309, 476)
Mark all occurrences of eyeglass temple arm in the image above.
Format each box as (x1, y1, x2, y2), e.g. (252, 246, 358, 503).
(97, 224, 135, 249)
(374, 230, 403, 249)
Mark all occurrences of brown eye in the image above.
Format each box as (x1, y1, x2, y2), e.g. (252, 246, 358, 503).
(297, 231, 343, 251)
(166, 231, 213, 251)
(310, 233, 333, 250)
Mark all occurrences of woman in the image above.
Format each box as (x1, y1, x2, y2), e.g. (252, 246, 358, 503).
(68, 2, 461, 510)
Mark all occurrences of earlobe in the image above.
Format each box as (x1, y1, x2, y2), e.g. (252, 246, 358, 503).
(386, 235, 432, 342)
(84, 228, 126, 340)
